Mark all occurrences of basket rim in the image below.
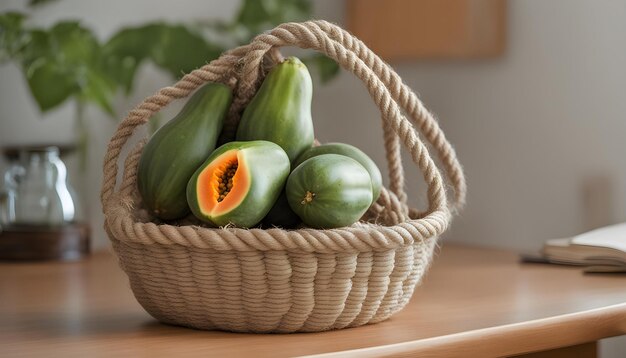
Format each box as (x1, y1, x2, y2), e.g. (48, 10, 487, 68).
(104, 194, 449, 253)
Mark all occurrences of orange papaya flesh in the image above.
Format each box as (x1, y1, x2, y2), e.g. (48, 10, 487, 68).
(196, 150, 250, 217)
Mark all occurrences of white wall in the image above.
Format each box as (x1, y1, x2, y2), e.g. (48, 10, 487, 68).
(393, 1, 626, 252)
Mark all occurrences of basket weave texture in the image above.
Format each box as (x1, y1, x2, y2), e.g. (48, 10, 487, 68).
(101, 21, 466, 333)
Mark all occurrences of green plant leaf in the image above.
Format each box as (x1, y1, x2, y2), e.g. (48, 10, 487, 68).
(104, 23, 223, 91)
(21, 22, 115, 114)
(304, 54, 340, 84)
(103, 24, 157, 92)
(104, 24, 158, 60)
(236, 0, 273, 30)
(102, 55, 137, 94)
(80, 69, 116, 116)
(270, 0, 311, 23)
(236, 0, 311, 41)
(26, 60, 76, 111)
(49, 21, 99, 66)
(20, 29, 50, 68)
(151, 25, 222, 78)
(237, 0, 310, 28)
(28, 0, 60, 7)
(0, 12, 28, 62)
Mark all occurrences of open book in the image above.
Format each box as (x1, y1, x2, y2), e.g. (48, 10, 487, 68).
(540, 223, 626, 273)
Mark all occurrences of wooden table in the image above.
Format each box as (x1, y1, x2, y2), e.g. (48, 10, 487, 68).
(1, 244, 625, 357)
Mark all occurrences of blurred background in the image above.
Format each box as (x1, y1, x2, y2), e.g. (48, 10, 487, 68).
(0, 0, 625, 355)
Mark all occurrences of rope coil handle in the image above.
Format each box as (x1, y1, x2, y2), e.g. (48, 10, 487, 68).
(101, 20, 465, 224)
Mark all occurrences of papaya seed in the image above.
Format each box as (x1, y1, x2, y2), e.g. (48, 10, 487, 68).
(216, 160, 238, 202)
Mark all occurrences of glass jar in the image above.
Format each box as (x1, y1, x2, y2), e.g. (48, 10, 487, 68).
(0, 146, 78, 227)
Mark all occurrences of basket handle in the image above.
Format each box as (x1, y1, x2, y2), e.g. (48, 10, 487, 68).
(312, 21, 466, 211)
(234, 21, 462, 216)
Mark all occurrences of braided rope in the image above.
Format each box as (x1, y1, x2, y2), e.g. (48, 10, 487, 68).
(106, 198, 448, 252)
(311, 21, 466, 210)
(101, 20, 464, 252)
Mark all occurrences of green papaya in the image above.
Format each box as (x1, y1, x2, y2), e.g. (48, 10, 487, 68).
(186, 140, 290, 228)
(286, 154, 373, 229)
(294, 143, 383, 203)
(137, 83, 232, 220)
(262, 190, 302, 229)
(235, 56, 314, 163)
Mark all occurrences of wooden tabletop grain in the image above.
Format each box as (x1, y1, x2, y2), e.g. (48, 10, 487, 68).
(1, 244, 625, 357)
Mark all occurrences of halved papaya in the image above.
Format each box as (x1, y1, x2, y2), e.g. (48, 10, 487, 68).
(186, 140, 290, 228)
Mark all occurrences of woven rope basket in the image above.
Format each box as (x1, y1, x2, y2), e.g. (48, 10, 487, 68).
(101, 21, 466, 333)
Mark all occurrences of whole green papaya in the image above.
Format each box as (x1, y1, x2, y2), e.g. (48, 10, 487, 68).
(294, 143, 383, 204)
(286, 154, 373, 229)
(235, 56, 314, 163)
(137, 83, 232, 220)
(262, 190, 302, 229)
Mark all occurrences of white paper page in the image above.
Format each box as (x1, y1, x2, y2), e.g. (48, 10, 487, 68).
(571, 222, 626, 252)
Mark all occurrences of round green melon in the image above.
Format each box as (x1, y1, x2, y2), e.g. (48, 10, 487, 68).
(294, 142, 382, 203)
(286, 154, 373, 229)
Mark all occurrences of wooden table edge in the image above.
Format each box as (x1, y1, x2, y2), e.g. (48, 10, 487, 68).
(303, 303, 626, 358)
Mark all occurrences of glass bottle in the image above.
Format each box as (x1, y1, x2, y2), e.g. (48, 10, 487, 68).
(0, 146, 77, 227)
